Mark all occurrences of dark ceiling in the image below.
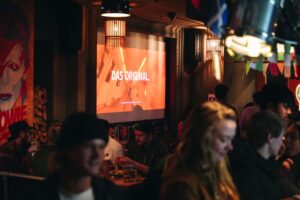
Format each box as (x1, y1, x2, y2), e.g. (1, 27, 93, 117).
(76, 0, 205, 29)
(75, 0, 300, 43)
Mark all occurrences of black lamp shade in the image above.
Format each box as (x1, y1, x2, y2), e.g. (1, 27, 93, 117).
(100, 0, 131, 18)
(228, 0, 280, 44)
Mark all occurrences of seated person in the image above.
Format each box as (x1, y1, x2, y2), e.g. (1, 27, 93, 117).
(117, 120, 169, 175)
(232, 111, 284, 200)
(0, 121, 32, 174)
(101, 119, 124, 162)
(32, 121, 62, 177)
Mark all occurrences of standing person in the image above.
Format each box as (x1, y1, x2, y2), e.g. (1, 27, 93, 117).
(229, 83, 294, 171)
(260, 83, 294, 126)
(232, 111, 284, 200)
(214, 83, 239, 136)
(25, 112, 128, 200)
(278, 122, 300, 198)
(0, 120, 32, 173)
(161, 101, 239, 200)
(214, 83, 237, 114)
(239, 91, 263, 132)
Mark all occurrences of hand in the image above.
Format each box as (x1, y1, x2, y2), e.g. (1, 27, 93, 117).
(281, 195, 300, 200)
(293, 195, 300, 200)
(282, 158, 294, 171)
(115, 156, 136, 165)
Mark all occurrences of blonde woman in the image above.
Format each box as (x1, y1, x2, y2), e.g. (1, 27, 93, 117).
(161, 101, 239, 200)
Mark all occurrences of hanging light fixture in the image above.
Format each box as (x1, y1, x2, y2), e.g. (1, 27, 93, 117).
(225, 0, 280, 58)
(100, 0, 131, 18)
(105, 19, 126, 48)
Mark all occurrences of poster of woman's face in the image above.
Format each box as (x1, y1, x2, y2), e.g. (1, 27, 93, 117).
(0, 1, 33, 143)
(0, 1, 29, 112)
(0, 41, 26, 111)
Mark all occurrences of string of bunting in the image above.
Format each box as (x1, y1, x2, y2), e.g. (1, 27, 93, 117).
(295, 45, 300, 78)
(244, 43, 300, 79)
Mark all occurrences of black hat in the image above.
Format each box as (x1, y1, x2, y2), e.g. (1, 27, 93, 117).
(134, 120, 153, 135)
(57, 112, 109, 148)
(261, 83, 294, 109)
(8, 121, 30, 140)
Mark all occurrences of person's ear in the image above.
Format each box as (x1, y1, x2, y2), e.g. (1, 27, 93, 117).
(267, 133, 273, 144)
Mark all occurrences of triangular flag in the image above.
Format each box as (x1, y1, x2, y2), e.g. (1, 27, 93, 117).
(263, 63, 268, 73)
(194, 0, 229, 38)
(295, 45, 300, 78)
(256, 58, 263, 72)
(278, 62, 284, 74)
(268, 53, 279, 76)
(245, 62, 251, 75)
(249, 62, 256, 69)
(291, 60, 296, 79)
(284, 44, 291, 78)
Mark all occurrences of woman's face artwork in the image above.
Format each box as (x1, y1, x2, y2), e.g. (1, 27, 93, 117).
(0, 38, 26, 111)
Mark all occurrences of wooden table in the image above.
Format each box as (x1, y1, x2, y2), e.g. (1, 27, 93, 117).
(110, 176, 145, 189)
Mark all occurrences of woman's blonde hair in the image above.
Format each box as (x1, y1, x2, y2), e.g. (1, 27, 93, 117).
(164, 101, 239, 200)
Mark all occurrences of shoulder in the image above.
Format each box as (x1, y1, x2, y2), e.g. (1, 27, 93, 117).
(92, 177, 129, 200)
(109, 137, 123, 148)
(162, 170, 203, 200)
(151, 138, 168, 150)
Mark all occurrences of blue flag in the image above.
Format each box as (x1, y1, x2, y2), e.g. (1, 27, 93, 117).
(187, 0, 229, 37)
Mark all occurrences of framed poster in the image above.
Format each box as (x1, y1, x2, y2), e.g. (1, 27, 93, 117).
(0, 0, 34, 144)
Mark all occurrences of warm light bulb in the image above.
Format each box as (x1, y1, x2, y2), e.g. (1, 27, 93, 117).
(101, 13, 130, 18)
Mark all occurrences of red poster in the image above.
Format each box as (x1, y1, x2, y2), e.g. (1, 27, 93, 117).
(0, 0, 34, 144)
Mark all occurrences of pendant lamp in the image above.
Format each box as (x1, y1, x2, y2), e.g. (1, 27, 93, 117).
(100, 0, 131, 18)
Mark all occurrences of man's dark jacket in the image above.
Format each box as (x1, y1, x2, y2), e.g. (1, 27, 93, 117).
(231, 144, 281, 200)
(22, 173, 129, 200)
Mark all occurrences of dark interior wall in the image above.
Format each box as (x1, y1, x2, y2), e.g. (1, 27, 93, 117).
(166, 38, 177, 137)
(34, 41, 53, 123)
(223, 52, 258, 116)
(186, 30, 221, 106)
(34, 0, 58, 123)
(191, 59, 221, 104)
(188, 40, 258, 117)
(34, 0, 83, 122)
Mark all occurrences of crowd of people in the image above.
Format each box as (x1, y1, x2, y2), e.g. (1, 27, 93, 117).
(1, 82, 300, 200)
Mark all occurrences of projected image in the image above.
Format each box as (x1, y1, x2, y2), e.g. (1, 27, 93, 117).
(96, 34, 165, 123)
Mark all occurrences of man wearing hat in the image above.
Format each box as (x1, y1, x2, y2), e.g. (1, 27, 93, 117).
(26, 112, 128, 200)
(117, 120, 169, 175)
(0, 120, 32, 173)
